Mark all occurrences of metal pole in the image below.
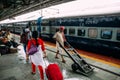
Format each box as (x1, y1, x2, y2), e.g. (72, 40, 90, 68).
(37, 9, 42, 38)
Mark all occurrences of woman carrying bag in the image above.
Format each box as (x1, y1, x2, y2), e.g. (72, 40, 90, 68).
(27, 31, 47, 80)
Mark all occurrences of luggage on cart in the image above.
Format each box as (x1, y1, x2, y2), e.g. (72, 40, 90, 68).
(58, 41, 94, 76)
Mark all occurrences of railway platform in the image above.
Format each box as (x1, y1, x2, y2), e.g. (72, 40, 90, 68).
(0, 43, 120, 80)
(0, 34, 120, 80)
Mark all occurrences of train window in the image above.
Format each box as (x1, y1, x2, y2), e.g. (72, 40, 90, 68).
(56, 28, 59, 32)
(101, 29, 112, 39)
(42, 27, 46, 32)
(69, 28, 75, 35)
(117, 30, 120, 40)
(77, 29, 85, 36)
(51, 27, 56, 34)
(64, 28, 67, 34)
(41, 26, 50, 34)
(88, 28, 97, 38)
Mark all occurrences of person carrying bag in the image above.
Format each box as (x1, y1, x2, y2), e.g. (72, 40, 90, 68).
(27, 31, 47, 80)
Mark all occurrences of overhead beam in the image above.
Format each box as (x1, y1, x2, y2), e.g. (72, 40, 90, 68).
(0, 0, 74, 21)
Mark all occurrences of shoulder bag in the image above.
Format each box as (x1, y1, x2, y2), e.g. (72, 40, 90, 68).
(28, 41, 38, 55)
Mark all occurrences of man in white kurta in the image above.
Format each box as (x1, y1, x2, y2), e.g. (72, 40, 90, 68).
(53, 26, 66, 63)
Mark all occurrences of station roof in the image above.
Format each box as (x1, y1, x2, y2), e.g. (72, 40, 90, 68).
(0, 0, 74, 21)
(0, 0, 120, 24)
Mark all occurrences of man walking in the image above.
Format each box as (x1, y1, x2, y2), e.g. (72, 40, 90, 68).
(53, 26, 66, 63)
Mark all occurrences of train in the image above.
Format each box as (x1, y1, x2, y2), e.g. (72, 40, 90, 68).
(0, 13, 120, 58)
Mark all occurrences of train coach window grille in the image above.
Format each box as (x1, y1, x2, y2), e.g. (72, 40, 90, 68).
(56, 28, 59, 32)
(117, 30, 120, 41)
(88, 28, 98, 38)
(64, 28, 67, 34)
(42, 27, 46, 33)
(42, 27, 50, 34)
(101, 29, 112, 39)
(51, 27, 56, 34)
(69, 28, 75, 35)
(78, 29, 85, 36)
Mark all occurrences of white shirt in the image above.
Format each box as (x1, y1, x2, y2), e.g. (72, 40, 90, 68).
(53, 31, 64, 46)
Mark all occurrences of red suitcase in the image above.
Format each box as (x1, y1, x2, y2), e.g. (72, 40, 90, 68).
(45, 63, 63, 80)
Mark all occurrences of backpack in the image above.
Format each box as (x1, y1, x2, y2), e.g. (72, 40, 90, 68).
(20, 32, 28, 44)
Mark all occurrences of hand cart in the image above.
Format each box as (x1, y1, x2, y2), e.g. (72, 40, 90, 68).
(58, 41, 94, 76)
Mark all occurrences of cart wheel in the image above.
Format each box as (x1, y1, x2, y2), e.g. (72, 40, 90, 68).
(71, 63, 79, 72)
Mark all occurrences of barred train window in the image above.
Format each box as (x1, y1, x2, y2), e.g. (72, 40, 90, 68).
(56, 28, 59, 32)
(69, 28, 75, 35)
(51, 27, 56, 34)
(78, 29, 85, 36)
(64, 28, 67, 34)
(42, 27, 46, 32)
(101, 29, 112, 39)
(88, 28, 97, 38)
(117, 30, 120, 40)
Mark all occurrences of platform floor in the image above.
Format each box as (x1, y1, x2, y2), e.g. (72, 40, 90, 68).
(0, 44, 120, 80)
